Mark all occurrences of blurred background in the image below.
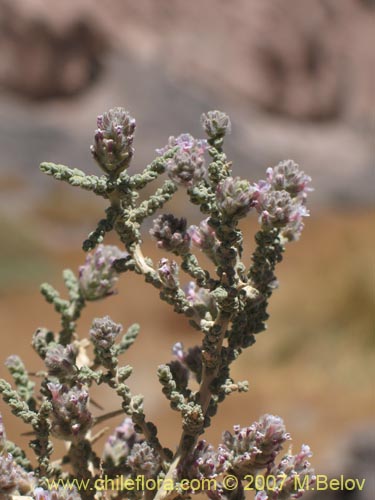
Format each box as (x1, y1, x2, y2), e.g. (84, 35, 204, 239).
(0, 0, 374, 497)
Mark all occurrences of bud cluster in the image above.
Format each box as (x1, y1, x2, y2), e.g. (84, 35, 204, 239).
(255, 160, 312, 241)
(156, 133, 208, 186)
(150, 214, 191, 255)
(91, 107, 136, 175)
(47, 383, 92, 440)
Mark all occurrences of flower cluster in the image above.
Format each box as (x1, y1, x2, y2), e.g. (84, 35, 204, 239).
(219, 415, 290, 477)
(156, 133, 208, 186)
(47, 382, 93, 440)
(216, 176, 258, 220)
(201, 111, 232, 139)
(258, 445, 316, 500)
(91, 107, 136, 175)
(44, 343, 77, 379)
(150, 214, 191, 255)
(0, 452, 35, 497)
(188, 218, 219, 262)
(255, 160, 312, 242)
(79, 244, 127, 300)
(176, 440, 227, 493)
(102, 418, 143, 468)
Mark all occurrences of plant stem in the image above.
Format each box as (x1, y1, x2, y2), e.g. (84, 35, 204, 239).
(153, 313, 230, 500)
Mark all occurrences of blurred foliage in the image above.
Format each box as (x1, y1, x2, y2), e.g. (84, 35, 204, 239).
(0, 215, 55, 290)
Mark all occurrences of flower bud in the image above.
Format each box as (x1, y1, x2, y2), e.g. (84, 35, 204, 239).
(91, 107, 136, 175)
(201, 110, 231, 138)
(261, 445, 315, 500)
(90, 316, 122, 351)
(258, 190, 294, 229)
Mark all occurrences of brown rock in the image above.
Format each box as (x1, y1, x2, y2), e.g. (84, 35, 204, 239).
(0, 0, 108, 99)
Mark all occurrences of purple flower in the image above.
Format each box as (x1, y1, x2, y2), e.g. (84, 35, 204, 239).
(47, 383, 92, 440)
(260, 445, 316, 500)
(157, 258, 180, 289)
(255, 160, 312, 241)
(188, 218, 219, 262)
(156, 133, 208, 187)
(266, 160, 312, 201)
(127, 441, 161, 478)
(256, 189, 310, 241)
(0, 451, 35, 496)
(201, 111, 231, 138)
(219, 415, 290, 477)
(150, 214, 191, 255)
(90, 316, 122, 350)
(79, 244, 127, 301)
(103, 417, 142, 467)
(216, 177, 258, 219)
(91, 107, 136, 175)
(44, 344, 77, 379)
(185, 281, 217, 319)
(177, 440, 227, 488)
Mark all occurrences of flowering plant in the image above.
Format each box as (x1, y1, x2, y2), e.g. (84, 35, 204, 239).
(0, 108, 315, 500)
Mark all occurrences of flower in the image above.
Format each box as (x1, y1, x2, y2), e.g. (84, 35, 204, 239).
(257, 445, 316, 500)
(219, 415, 290, 478)
(0, 452, 35, 496)
(266, 160, 312, 201)
(150, 214, 191, 255)
(91, 107, 136, 175)
(103, 417, 142, 467)
(127, 442, 161, 478)
(201, 111, 231, 138)
(185, 281, 217, 319)
(255, 160, 312, 241)
(156, 133, 208, 186)
(216, 177, 258, 219)
(90, 316, 122, 351)
(157, 258, 180, 289)
(47, 383, 92, 440)
(188, 218, 219, 262)
(44, 344, 77, 379)
(177, 440, 227, 491)
(79, 244, 127, 301)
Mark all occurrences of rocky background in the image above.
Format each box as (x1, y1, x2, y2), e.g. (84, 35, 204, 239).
(0, 0, 374, 497)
